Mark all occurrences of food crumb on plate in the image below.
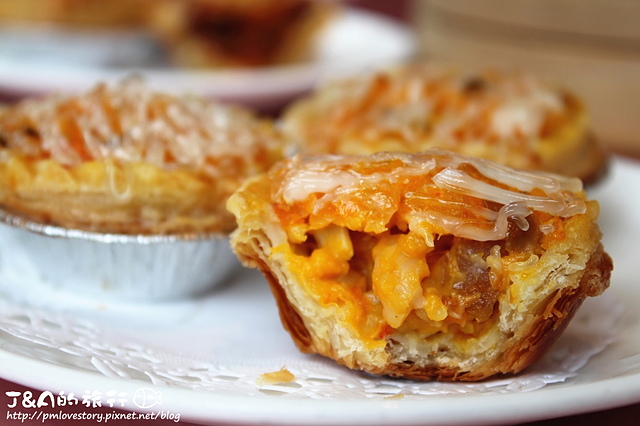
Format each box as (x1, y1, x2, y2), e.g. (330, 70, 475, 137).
(256, 366, 296, 386)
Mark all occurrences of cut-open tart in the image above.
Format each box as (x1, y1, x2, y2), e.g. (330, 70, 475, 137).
(228, 149, 612, 380)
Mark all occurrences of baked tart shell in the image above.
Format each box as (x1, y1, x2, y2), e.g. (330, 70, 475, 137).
(228, 150, 613, 381)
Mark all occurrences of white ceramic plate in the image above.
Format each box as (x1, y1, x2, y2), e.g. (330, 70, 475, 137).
(0, 8, 415, 109)
(0, 157, 639, 426)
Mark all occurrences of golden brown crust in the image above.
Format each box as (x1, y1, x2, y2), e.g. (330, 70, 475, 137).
(266, 266, 315, 353)
(228, 150, 612, 381)
(250, 238, 612, 382)
(561, 132, 610, 186)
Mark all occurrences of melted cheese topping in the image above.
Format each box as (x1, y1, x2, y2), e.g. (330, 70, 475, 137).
(0, 78, 283, 178)
(282, 66, 579, 172)
(0, 79, 287, 234)
(276, 150, 584, 242)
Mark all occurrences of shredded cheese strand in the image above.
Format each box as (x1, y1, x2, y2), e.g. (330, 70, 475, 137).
(276, 150, 586, 242)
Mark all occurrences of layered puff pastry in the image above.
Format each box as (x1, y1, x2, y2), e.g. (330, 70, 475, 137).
(149, 0, 336, 68)
(228, 150, 612, 381)
(0, 79, 285, 235)
(282, 66, 609, 184)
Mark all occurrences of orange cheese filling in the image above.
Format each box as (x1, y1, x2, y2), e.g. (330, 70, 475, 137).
(273, 211, 563, 349)
(267, 150, 584, 349)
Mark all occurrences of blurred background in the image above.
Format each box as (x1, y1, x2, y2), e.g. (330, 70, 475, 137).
(414, 0, 640, 159)
(0, 0, 638, 154)
(1, 2, 640, 425)
(0, 0, 414, 111)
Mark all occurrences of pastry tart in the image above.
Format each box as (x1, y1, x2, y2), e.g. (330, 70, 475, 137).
(282, 66, 609, 183)
(228, 149, 612, 381)
(0, 0, 150, 29)
(149, 0, 336, 68)
(0, 78, 285, 235)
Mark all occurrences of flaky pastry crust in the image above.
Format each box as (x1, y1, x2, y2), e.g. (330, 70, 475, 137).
(282, 65, 609, 184)
(228, 150, 612, 381)
(0, 79, 286, 234)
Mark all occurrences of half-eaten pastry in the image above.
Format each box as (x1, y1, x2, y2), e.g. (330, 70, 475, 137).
(281, 65, 609, 184)
(228, 149, 612, 381)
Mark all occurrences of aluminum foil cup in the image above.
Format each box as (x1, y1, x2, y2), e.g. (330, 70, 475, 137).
(0, 210, 239, 302)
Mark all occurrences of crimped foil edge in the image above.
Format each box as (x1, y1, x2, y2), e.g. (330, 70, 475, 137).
(0, 209, 239, 302)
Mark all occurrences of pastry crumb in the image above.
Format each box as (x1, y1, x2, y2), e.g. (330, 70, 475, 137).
(256, 366, 296, 386)
(384, 393, 405, 400)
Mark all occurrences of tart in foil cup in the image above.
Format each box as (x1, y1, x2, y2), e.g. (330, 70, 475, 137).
(0, 209, 239, 302)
